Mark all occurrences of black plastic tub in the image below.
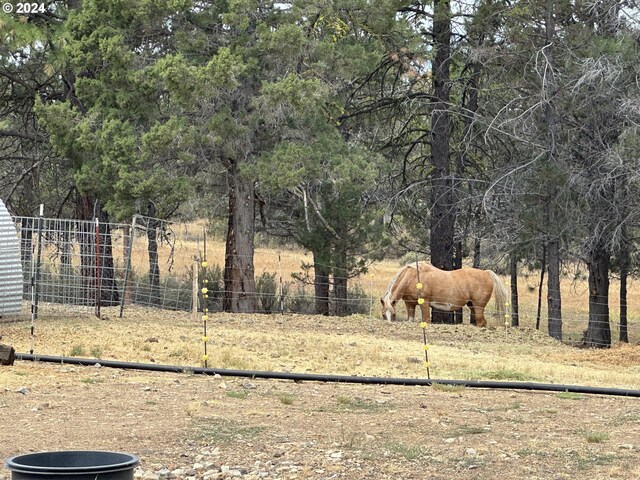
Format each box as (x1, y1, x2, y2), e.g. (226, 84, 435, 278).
(5, 451, 139, 480)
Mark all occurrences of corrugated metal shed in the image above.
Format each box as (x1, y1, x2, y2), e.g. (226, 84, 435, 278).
(0, 199, 23, 316)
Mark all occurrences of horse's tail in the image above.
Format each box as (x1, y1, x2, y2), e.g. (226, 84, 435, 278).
(488, 270, 509, 323)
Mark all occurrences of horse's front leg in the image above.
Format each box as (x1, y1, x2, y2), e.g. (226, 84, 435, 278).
(406, 301, 417, 322)
(419, 302, 431, 324)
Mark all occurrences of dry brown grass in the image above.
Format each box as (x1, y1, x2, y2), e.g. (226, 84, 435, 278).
(2, 306, 639, 391)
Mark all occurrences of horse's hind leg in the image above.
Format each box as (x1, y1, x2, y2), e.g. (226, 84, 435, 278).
(470, 304, 487, 327)
(467, 301, 475, 325)
(406, 301, 417, 322)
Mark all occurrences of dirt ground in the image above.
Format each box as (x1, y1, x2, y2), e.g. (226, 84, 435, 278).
(1, 310, 640, 479)
(1, 361, 639, 479)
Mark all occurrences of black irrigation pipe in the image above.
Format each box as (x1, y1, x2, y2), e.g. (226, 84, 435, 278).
(17, 353, 640, 398)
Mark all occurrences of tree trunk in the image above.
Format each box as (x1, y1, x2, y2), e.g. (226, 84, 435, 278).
(619, 238, 629, 343)
(543, 0, 561, 341)
(98, 220, 119, 306)
(223, 160, 258, 313)
(76, 196, 94, 306)
(313, 249, 330, 316)
(510, 253, 519, 327)
(453, 240, 463, 324)
(122, 223, 133, 305)
(146, 221, 160, 306)
(451, 54, 480, 325)
(583, 244, 611, 348)
(547, 239, 562, 340)
(429, 0, 454, 325)
(536, 244, 546, 331)
(76, 194, 119, 307)
(333, 249, 348, 317)
(472, 237, 481, 268)
(146, 203, 161, 306)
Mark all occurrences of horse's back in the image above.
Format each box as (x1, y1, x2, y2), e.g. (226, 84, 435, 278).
(399, 263, 494, 301)
(423, 266, 494, 303)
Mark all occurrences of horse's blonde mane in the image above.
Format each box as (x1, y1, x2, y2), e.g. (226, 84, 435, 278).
(382, 264, 412, 304)
(383, 262, 430, 304)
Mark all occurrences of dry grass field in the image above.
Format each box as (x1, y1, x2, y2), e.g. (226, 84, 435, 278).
(115, 227, 640, 342)
(2, 308, 640, 388)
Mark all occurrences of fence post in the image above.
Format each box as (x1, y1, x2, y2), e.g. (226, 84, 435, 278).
(278, 251, 284, 316)
(201, 229, 209, 367)
(119, 215, 136, 319)
(95, 218, 101, 319)
(30, 204, 44, 354)
(192, 261, 199, 320)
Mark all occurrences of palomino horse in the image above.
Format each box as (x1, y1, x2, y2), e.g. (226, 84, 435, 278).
(380, 262, 508, 327)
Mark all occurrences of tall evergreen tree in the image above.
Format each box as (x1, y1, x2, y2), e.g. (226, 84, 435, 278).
(0, 1, 74, 216)
(248, 0, 396, 315)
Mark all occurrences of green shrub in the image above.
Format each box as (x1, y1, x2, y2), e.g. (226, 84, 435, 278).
(68, 345, 86, 357)
(397, 252, 429, 266)
(256, 271, 277, 313)
(342, 283, 370, 315)
(200, 263, 224, 312)
(584, 431, 609, 444)
(278, 393, 295, 405)
(287, 284, 315, 314)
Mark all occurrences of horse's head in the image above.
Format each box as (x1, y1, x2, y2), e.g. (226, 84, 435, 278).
(380, 297, 397, 321)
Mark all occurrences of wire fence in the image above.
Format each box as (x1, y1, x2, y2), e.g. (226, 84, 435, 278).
(4, 215, 638, 346)
(11, 215, 373, 319)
